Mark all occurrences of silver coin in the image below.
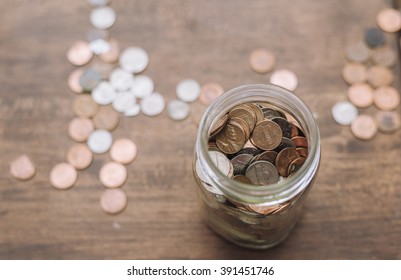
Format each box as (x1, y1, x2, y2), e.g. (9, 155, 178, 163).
(130, 75, 154, 99)
(176, 79, 200, 103)
(87, 129, 113, 154)
(332, 101, 358, 125)
(167, 99, 190, 121)
(90, 39, 111, 55)
(124, 103, 141, 117)
(141, 92, 165, 116)
(208, 150, 231, 177)
(119, 47, 149, 74)
(195, 158, 210, 184)
(109, 68, 134, 91)
(112, 92, 136, 113)
(88, 0, 110, 7)
(90, 7, 116, 30)
(345, 41, 370, 63)
(92, 81, 117, 105)
(79, 68, 101, 92)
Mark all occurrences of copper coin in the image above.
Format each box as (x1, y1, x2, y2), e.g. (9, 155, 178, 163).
(245, 161, 279, 185)
(373, 86, 400, 111)
(231, 154, 253, 175)
(377, 8, 401, 33)
(275, 147, 299, 177)
(68, 69, 84, 94)
(99, 162, 127, 188)
(228, 117, 251, 140)
(342, 63, 366, 85)
(210, 114, 228, 138)
(253, 150, 278, 165)
(366, 66, 393, 88)
(274, 137, 296, 153)
(250, 120, 282, 151)
(291, 123, 304, 137)
(208, 142, 220, 152)
(100, 188, 127, 215)
(244, 103, 264, 124)
(345, 41, 370, 63)
(216, 121, 246, 154)
(287, 157, 306, 176)
(271, 117, 293, 139)
(110, 138, 138, 164)
(99, 38, 120, 63)
(228, 105, 257, 132)
(235, 147, 260, 157)
(296, 147, 308, 158)
(93, 106, 120, 131)
(67, 40, 93, 66)
(249, 48, 277, 74)
(10, 154, 36, 180)
(270, 69, 298, 91)
(73, 95, 99, 118)
(50, 163, 77, 190)
(372, 46, 397, 67)
(291, 136, 308, 148)
(66, 144, 93, 170)
(350, 114, 377, 140)
(347, 83, 374, 108)
(233, 175, 251, 184)
(375, 111, 401, 133)
(199, 82, 224, 105)
(68, 117, 95, 142)
(247, 204, 279, 215)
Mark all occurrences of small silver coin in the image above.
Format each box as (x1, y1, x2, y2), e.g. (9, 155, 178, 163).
(92, 81, 117, 105)
(90, 6, 116, 30)
(167, 99, 190, 121)
(87, 129, 113, 154)
(124, 103, 141, 117)
(119, 47, 149, 74)
(131, 75, 154, 99)
(141, 93, 165, 116)
(109, 68, 134, 91)
(79, 68, 101, 92)
(112, 92, 137, 113)
(90, 39, 111, 55)
(208, 150, 232, 177)
(176, 79, 201, 103)
(332, 101, 358, 125)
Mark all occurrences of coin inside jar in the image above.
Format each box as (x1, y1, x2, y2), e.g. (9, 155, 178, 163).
(245, 161, 279, 185)
(99, 162, 127, 188)
(250, 120, 282, 151)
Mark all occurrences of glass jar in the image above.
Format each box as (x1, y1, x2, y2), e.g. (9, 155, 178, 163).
(193, 83, 321, 249)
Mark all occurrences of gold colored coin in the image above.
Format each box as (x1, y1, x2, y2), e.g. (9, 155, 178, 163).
(250, 120, 282, 151)
(216, 121, 246, 154)
(93, 106, 120, 131)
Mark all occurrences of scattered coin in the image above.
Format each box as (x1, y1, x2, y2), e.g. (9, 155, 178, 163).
(10, 154, 36, 180)
(88, 0, 110, 7)
(375, 111, 401, 133)
(131, 75, 154, 99)
(99, 161, 127, 188)
(87, 129, 113, 153)
(376, 8, 401, 33)
(99, 38, 120, 63)
(347, 83, 374, 108)
(68, 68, 84, 93)
(364, 27, 385, 48)
(199, 82, 224, 105)
(100, 188, 127, 215)
(141, 92, 165, 116)
(176, 79, 201, 103)
(168, 99, 190, 121)
(373, 86, 400, 111)
(90, 59, 114, 79)
(92, 81, 117, 105)
(245, 161, 279, 185)
(87, 28, 109, 42)
(250, 120, 282, 151)
(331, 101, 358, 125)
(112, 92, 137, 113)
(73, 95, 99, 118)
(366, 65, 393, 88)
(119, 47, 149, 74)
(68, 117, 95, 142)
(110, 138, 138, 164)
(67, 40, 93, 66)
(50, 163, 77, 190)
(109, 68, 134, 92)
(93, 105, 120, 131)
(342, 63, 366, 85)
(90, 38, 111, 55)
(270, 69, 298, 91)
(249, 48, 277, 74)
(124, 104, 141, 117)
(90, 6, 116, 30)
(66, 144, 93, 170)
(345, 41, 370, 63)
(351, 114, 377, 140)
(372, 46, 397, 67)
(79, 68, 102, 92)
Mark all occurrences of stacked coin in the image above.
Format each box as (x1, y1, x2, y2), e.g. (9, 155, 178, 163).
(333, 7, 401, 140)
(196, 102, 308, 215)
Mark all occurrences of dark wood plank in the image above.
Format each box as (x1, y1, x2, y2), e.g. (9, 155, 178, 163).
(1, 0, 401, 259)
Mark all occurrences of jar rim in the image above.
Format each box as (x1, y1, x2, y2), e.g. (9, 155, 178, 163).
(196, 83, 321, 205)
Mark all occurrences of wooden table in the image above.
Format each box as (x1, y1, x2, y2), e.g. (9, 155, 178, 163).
(1, 0, 401, 260)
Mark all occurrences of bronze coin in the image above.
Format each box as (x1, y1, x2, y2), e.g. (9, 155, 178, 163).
(244, 103, 264, 124)
(235, 147, 261, 157)
(347, 83, 374, 108)
(233, 175, 252, 184)
(373, 86, 400, 111)
(93, 106, 120, 131)
(275, 147, 299, 177)
(262, 108, 280, 119)
(231, 154, 254, 175)
(199, 82, 224, 105)
(208, 142, 220, 152)
(250, 120, 282, 151)
(73, 95, 99, 118)
(274, 137, 295, 153)
(270, 69, 298, 91)
(342, 63, 366, 85)
(296, 147, 308, 158)
(366, 66, 393, 88)
(67, 40, 93, 66)
(351, 114, 378, 140)
(372, 46, 397, 67)
(375, 111, 401, 133)
(254, 150, 278, 165)
(287, 157, 306, 176)
(249, 48, 277, 74)
(271, 117, 293, 139)
(99, 162, 127, 188)
(110, 138, 138, 164)
(216, 121, 246, 154)
(229, 117, 251, 139)
(376, 8, 401, 33)
(247, 203, 279, 215)
(66, 143, 93, 170)
(68, 69, 84, 94)
(210, 114, 228, 138)
(68, 117, 95, 142)
(100, 188, 128, 215)
(50, 163, 77, 190)
(228, 106, 257, 132)
(291, 136, 308, 148)
(245, 161, 279, 185)
(10, 154, 36, 181)
(291, 123, 304, 137)
(99, 38, 120, 63)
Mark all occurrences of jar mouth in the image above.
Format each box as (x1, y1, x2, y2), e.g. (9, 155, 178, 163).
(197, 83, 321, 205)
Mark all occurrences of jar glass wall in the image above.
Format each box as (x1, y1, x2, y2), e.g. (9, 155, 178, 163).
(193, 84, 321, 249)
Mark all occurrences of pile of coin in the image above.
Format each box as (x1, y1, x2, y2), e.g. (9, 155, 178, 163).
(332, 7, 401, 140)
(196, 102, 308, 215)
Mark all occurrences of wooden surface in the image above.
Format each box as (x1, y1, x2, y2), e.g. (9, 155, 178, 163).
(1, 0, 401, 259)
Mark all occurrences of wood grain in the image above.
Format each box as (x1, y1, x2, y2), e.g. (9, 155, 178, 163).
(1, 0, 401, 259)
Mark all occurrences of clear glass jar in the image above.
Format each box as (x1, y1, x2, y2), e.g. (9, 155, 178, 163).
(193, 83, 321, 249)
